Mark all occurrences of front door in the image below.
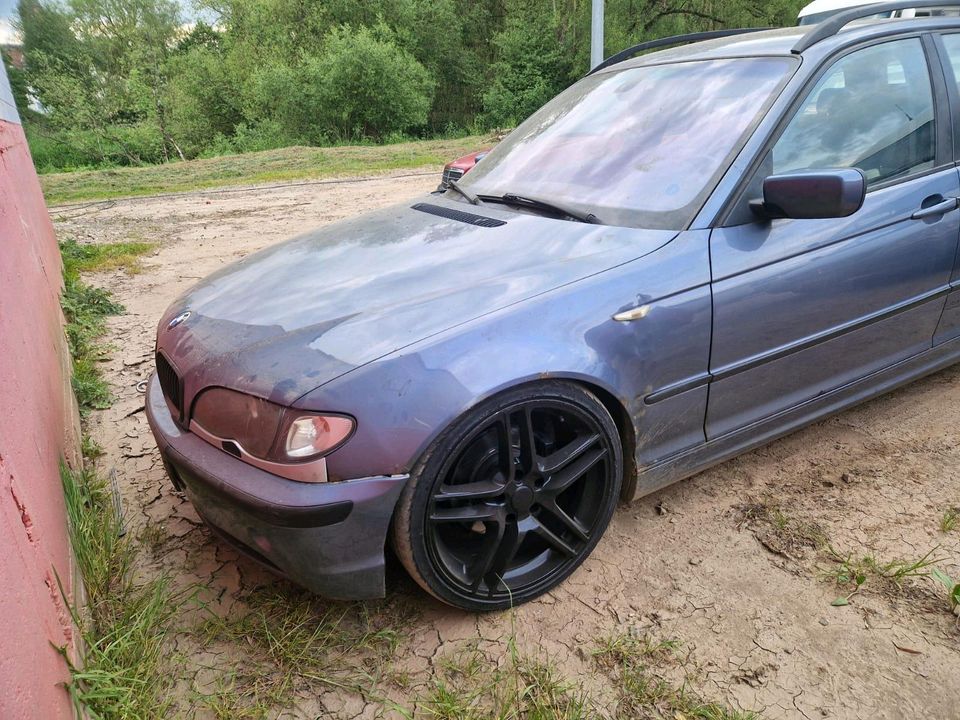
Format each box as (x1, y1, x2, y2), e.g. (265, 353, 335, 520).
(707, 36, 959, 439)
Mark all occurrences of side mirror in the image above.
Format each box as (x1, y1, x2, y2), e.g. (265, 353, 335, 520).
(750, 168, 866, 220)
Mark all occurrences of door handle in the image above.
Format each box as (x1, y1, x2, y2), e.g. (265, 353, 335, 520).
(912, 197, 959, 220)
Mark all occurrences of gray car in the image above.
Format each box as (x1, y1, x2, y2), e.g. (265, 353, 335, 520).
(148, 1, 960, 610)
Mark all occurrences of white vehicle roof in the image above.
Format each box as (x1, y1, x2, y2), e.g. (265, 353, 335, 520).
(797, 0, 884, 18)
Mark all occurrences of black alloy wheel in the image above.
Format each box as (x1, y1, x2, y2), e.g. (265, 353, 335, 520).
(392, 382, 623, 611)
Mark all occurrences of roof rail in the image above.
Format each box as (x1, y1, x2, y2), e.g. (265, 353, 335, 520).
(588, 28, 772, 75)
(793, 0, 960, 53)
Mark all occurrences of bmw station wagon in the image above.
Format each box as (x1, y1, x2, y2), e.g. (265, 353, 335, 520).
(148, 2, 960, 610)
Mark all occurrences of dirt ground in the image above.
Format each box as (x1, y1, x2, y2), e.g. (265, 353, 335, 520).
(53, 171, 960, 719)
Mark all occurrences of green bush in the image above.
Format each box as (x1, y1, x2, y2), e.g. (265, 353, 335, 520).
(164, 45, 244, 156)
(311, 25, 435, 141)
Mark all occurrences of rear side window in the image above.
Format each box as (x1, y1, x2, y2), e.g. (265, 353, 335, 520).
(772, 38, 935, 187)
(939, 33, 960, 90)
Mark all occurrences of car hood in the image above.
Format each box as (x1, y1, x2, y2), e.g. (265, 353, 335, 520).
(157, 196, 675, 408)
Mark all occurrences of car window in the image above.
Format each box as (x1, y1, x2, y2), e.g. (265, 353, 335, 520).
(771, 39, 935, 187)
(458, 57, 796, 231)
(939, 33, 960, 91)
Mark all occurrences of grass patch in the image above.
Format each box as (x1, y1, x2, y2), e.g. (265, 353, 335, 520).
(735, 500, 828, 560)
(414, 640, 591, 720)
(194, 586, 413, 719)
(593, 632, 757, 720)
(60, 238, 155, 278)
(59, 238, 153, 414)
(57, 237, 184, 716)
(407, 626, 751, 719)
(41, 135, 491, 205)
(823, 546, 944, 607)
(61, 274, 123, 413)
(58, 463, 183, 719)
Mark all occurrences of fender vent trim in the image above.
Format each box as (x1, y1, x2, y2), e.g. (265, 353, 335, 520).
(411, 202, 506, 228)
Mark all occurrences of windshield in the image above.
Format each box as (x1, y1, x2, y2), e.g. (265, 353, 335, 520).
(458, 57, 797, 230)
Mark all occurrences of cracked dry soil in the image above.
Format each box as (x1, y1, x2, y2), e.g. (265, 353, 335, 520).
(55, 170, 960, 719)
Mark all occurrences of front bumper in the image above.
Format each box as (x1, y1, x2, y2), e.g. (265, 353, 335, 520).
(144, 374, 408, 600)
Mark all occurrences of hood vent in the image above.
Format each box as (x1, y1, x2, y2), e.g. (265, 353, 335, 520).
(411, 202, 506, 228)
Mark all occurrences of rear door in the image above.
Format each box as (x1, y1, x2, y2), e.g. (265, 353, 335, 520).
(707, 36, 959, 439)
(930, 31, 960, 344)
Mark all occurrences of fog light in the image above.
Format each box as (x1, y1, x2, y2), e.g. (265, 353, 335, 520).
(285, 415, 354, 459)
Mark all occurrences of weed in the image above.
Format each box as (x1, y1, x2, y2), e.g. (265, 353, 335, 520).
(406, 626, 749, 720)
(931, 569, 960, 617)
(60, 238, 155, 279)
(195, 586, 411, 717)
(593, 631, 757, 720)
(735, 500, 828, 559)
(824, 546, 945, 606)
(56, 237, 180, 718)
(415, 642, 591, 720)
(195, 672, 292, 720)
(941, 508, 959, 534)
(59, 239, 152, 414)
(81, 435, 104, 460)
(58, 463, 183, 719)
(137, 522, 167, 556)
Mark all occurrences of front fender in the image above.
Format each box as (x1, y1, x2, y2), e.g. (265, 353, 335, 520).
(300, 231, 713, 482)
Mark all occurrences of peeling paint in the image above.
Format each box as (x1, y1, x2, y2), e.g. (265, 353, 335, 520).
(10, 485, 36, 543)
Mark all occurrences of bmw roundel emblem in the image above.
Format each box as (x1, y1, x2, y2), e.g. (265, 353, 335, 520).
(168, 310, 191, 329)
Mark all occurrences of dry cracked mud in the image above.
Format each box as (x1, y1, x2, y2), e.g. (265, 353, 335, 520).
(53, 169, 960, 719)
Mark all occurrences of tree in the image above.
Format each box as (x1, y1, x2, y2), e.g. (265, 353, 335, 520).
(2, 51, 30, 117)
(15, 0, 811, 168)
(482, 1, 574, 128)
(17, 0, 182, 164)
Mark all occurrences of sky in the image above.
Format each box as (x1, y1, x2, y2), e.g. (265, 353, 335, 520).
(0, 0, 17, 44)
(0, 0, 200, 44)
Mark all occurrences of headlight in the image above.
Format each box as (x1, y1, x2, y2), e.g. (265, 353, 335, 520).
(191, 387, 354, 463)
(285, 415, 355, 459)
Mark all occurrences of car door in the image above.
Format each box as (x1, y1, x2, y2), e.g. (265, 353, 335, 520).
(930, 31, 960, 344)
(706, 36, 960, 439)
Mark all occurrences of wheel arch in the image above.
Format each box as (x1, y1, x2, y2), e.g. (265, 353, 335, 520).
(402, 371, 638, 501)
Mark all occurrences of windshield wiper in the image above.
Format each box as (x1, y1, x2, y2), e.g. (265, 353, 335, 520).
(479, 192, 602, 224)
(446, 179, 482, 205)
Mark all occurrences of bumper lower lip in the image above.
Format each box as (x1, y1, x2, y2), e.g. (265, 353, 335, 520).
(144, 374, 408, 600)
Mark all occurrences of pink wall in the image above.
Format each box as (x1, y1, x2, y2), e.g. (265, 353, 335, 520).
(0, 67, 80, 719)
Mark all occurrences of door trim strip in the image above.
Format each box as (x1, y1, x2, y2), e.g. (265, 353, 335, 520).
(644, 284, 950, 405)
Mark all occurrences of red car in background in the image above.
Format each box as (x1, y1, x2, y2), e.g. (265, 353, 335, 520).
(438, 149, 491, 189)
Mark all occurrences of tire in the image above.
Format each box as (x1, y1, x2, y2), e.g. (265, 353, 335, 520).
(391, 381, 623, 611)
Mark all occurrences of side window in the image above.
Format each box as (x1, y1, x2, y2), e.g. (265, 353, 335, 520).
(771, 39, 936, 188)
(940, 33, 960, 91)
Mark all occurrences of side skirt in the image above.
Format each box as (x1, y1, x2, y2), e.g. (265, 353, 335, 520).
(630, 335, 960, 501)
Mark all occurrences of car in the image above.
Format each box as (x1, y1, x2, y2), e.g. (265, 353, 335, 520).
(148, 0, 960, 611)
(797, 0, 960, 24)
(438, 149, 490, 190)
